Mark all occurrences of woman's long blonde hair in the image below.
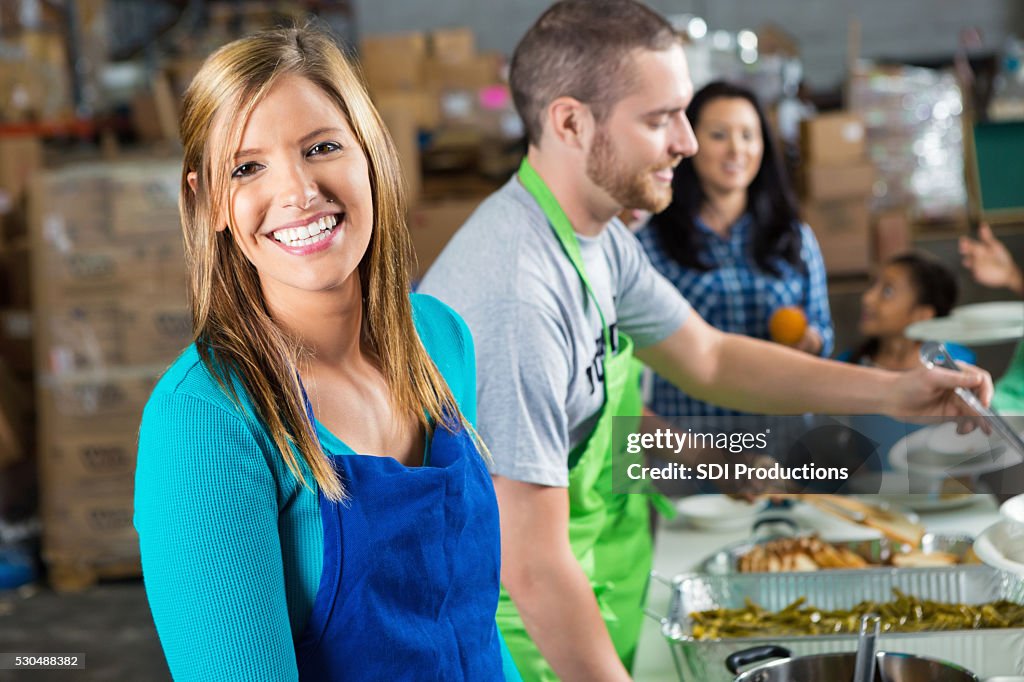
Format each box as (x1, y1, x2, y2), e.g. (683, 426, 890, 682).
(180, 26, 467, 501)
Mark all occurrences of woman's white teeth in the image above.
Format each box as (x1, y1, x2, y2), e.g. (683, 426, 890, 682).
(273, 214, 339, 247)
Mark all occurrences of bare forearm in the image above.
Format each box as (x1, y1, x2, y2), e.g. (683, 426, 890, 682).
(693, 334, 899, 415)
(504, 558, 630, 682)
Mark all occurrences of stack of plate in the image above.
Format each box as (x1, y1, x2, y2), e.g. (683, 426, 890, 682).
(975, 494, 1024, 574)
(887, 422, 1018, 500)
(906, 301, 1024, 346)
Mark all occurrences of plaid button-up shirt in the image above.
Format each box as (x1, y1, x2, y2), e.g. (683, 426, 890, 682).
(637, 213, 834, 417)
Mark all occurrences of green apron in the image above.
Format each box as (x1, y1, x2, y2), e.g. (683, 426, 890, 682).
(496, 159, 664, 679)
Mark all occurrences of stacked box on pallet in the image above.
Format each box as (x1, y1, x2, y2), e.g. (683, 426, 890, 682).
(29, 159, 190, 588)
(799, 112, 875, 276)
(848, 64, 968, 225)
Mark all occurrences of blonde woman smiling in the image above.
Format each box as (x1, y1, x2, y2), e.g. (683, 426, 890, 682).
(134, 27, 517, 681)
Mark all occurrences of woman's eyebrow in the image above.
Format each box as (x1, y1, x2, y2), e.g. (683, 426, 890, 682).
(298, 127, 345, 144)
(232, 128, 346, 161)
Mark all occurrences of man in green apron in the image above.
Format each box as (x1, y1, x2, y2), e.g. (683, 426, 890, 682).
(420, 2, 994, 679)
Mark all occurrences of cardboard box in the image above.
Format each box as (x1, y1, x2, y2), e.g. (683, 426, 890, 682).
(802, 198, 871, 275)
(422, 54, 501, 93)
(40, 299, 123, 372)
(430, 27, 475, 63)
(377, 99, 422, 203)
(800, 161, 876, 201)
(39, 372, 157, 427)
(800, 112, 867, 166)
(36, 239, 187, 301)
(0, 51, 71, 122)
(420, 173, 503, 202)
(375, 89, 441, 130)
(37, 294, 189, 372)
(360, 32, 427, 93)
(31, 171, 112, 248)
(756, 23, 799, 57)
(42, 426, 138, 490)
(32, 159, 182, 248)
(872, 208, 912, 264)
(109, 163, 182, 236)
(119, 298, 191, 367)
(42, 492, 138, 561)
(408, 200, 481, 279)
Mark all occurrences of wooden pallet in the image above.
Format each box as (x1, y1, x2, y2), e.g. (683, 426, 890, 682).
(45, 557, 141, 593)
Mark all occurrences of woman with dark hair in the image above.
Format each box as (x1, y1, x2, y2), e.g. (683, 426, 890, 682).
(845, 251, 974, 367)
(637, 80, 834, 418)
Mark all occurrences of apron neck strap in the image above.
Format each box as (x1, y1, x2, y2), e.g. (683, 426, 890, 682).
(517, 157, 610, 338)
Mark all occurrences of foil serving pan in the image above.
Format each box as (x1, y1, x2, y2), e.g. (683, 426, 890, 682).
(644, 565, 1024, 681)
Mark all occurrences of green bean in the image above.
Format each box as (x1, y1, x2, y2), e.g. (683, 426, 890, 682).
(688, 588, 1024, 640)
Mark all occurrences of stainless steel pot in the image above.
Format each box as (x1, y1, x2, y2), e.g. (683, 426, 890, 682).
(726, 645, 979, 682)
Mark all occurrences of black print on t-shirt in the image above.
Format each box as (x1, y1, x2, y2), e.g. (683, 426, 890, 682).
(585, 322, 619, 395)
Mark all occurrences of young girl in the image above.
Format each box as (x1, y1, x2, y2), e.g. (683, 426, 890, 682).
(846, 251, 974, 368)
(134, 27, 516, 681)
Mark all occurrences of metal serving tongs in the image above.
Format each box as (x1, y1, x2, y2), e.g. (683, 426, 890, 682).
(920, 341, 1024, 462)
(853, 613, 880, 682)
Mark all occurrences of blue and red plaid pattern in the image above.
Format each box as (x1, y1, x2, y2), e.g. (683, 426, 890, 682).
(637, 214, 834, 417)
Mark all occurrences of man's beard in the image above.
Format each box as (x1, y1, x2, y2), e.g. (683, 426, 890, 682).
(585, 127, 673, 214)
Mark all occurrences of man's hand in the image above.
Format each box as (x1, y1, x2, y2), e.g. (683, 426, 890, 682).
(959, 223, 1024, 295)
(887, 362, 993, 423)
(724, 453, 793, 501)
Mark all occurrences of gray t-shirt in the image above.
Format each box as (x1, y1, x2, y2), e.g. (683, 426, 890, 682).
(419, 177, 690, 487)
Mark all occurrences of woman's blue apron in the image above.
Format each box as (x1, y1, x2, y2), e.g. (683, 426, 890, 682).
(293, 395, 505, 681)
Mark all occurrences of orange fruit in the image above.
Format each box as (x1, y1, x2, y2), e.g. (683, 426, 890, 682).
(769, 306, 808, 346)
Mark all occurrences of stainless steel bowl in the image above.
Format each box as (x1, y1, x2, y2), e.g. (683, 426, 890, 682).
(727, 646, 979, 682)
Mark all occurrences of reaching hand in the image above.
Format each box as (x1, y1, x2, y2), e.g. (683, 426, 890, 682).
(959, 223, 1024, 295)
(890, 362, 994, 425)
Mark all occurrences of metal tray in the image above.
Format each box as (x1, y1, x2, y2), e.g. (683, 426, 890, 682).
(700, 531, 976, 575)
(645, 565, 1024, 681)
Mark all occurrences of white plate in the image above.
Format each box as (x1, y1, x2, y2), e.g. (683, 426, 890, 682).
(905, 316, 1023, 346)
(1001, 494, 1024, 524)
(974, 519, 1024, 574)
(926, 421, 1001, 457)
(889, 424, 1021, 478)
(674, 495, 768, 531)
(952, 301, 1024, 327)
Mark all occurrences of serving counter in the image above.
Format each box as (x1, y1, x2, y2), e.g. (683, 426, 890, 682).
(633, 495, 1005, 681)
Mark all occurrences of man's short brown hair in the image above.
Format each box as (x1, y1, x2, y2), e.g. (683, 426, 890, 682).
(510, 0, 679, 146)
